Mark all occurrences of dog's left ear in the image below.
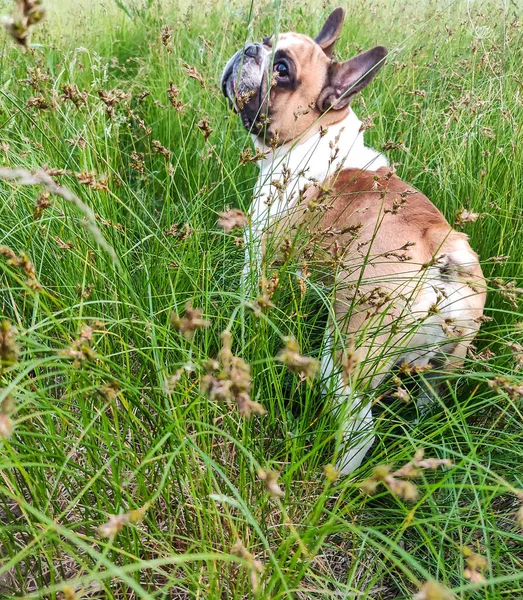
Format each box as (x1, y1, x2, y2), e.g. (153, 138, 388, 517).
(317, 46, 388, 112)
(315, 7, 346, 57)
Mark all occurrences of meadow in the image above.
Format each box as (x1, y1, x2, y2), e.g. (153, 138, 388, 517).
(0, 0, 522, 597)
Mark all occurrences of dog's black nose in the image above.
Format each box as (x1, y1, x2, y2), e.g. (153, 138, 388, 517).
(244, 43, 261, 59)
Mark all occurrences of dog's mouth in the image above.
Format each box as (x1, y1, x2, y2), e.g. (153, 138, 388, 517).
(241, 112, 253, 129)
(221, 44, 269, 135)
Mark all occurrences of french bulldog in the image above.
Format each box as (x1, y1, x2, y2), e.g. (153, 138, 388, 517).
(221, 7, 486, 474)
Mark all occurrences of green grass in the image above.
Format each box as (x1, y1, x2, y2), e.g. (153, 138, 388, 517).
(0, 0, 522, 597)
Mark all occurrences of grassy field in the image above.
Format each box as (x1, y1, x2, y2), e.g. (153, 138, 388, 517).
(0, 0, 522, 597)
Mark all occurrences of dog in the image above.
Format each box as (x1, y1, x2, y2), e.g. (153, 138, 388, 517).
(221, 7, 486, 474)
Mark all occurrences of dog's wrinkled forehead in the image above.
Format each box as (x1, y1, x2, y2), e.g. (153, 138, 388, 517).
(263, 32, 327, 64)
(265, 32, 315, 48)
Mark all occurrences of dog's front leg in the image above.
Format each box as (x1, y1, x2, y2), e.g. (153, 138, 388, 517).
(334, 387, 375, 475)
(240, 226, 262, 295)
(321, 328, 375, 476)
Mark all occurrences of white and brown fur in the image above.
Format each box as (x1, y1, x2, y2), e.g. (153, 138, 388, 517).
(221, 7, 486, 474)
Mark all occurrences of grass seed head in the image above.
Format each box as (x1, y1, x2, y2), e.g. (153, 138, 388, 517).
(398, 362, 433, 377)
(455, 208, 480, 227)
(59, 585, 79, 600)
(240, 147, 268, 165)
(128, 502, 150, 524)
(0, 320, 20, 367)
(19, 0, 46, 25)
(236, 89, 255, 111)
(60, 83, 88, 108)
(485, 254, 510, 263)
(360, 477, 379, 495)
(491, 278, 521, 309)
(0, 394, 15, 416)
(372, 464, 391, 481)
(98, 513, 129, 539)
(393, 386, 410, 402)
(183, 62, 206, 87)
(488, 376, 523, 400)
(414, 581, 455, 600)
(26, 94, 53, 109)
(509, 343, 523, 370)
(201, 374, 232, 402)
(197, 117, 213, 140)
(98, 503, 149, 538)
(60, 585, 78, 600)
(341, 339, 359, 384)
(170, 303, 210, 339)
(152, 139, 171, 159)
(201, 331, 263, 418)
(276, 337, 319, 380)
(2, 0, 46, 46)
(100, 382, 120, 402)
(462, 547, 488, 583)
(297, 263, 310, 297)
(1, 16, 29, 46)
(253, 291, 274, 316)
(160, 24, 173, 52)
(165, 368, 184, 394)
(359, 112, 376, 132)
(34, 191, 52, 220)
(382, 139, 408, 152)
(231, 539, 264, 593)
(253, 276, 276, 316)
(0, 413, 14, 440)
(361, 451, 452, 500)
(60, 324, 97, 367)
(130, 152, 145, 174)
(167, 82, 184, 111)
(257, 469, 285, 498)
(0, 245, 41, 290)
(236, 392, 266, 418)
(217, 207, 248, 233)
(516, 501, 523, 530)
(324, 463, 340, 483)
(165, 222, 192, 239)
(388, 479, 419, 501)
(97, 88, 129, 118)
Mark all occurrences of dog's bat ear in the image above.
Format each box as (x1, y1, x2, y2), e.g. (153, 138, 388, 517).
(317, 45, 388, 112)
(314, 7, 346, 57)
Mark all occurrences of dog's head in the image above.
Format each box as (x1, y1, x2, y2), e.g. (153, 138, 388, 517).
(221, 7, 387, 146)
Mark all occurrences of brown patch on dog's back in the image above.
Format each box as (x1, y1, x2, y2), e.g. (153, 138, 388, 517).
(271, 166, 485, 305)
(269, 166, 486, 384)
(312, 167, 454, 264)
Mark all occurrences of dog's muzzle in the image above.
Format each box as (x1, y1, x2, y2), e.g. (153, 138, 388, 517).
(221, 42, 270, 132)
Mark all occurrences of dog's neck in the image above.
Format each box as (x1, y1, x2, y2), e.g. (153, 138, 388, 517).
(250, 110, 388, 228)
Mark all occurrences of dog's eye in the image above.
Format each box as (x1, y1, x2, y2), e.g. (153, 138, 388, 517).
(274, 61, 289, 78)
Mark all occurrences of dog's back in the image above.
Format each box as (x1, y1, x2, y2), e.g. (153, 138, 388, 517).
(298, 167, 486, 386)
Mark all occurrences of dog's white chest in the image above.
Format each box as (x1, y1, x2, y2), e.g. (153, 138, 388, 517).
(245, 111, 388, 257)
